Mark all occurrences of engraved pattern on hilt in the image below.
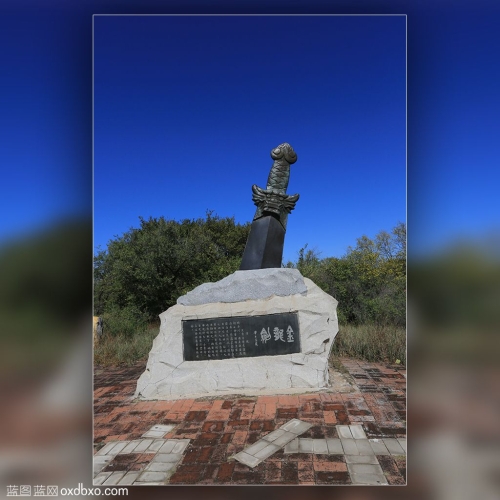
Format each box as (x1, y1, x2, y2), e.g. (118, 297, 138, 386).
(251, 142, 300, 231)
(266, 143, 298, 193)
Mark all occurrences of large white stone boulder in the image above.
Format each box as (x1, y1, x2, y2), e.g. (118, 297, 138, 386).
(135, 269, 338, 400)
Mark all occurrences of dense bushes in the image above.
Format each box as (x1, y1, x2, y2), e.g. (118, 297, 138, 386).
(94, 215, 406, 364)
(287, 223, 406, 327)
(94, 212, 250, 333)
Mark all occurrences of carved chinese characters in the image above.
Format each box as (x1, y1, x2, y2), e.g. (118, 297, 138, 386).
(182, 312, 300, 361)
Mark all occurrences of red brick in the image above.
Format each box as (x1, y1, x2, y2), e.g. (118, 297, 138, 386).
(210, 400, 224, 411)
(211, 444, 229, 462)
(315, 471, 350, 484)
(299, 394, 321, 404)
(220, 432, 233, 444)
(298, 469, 315, 483)
(262, 403, 276, 420)
(205, 410, 230, 420)
(180, 398, 195, 411)
(232, 430, 248, 445)
(190, 401, 213, 411)
(252, 404, 267, 418)
(324, 411, 337, 424)
(202, 421, 225, 433)
(256, 395, 278, 404)
(169, 464, 205, 484)
(278, 395, 300, 406)
(165, 412, 187, 421)
(227, 419, 250, 428)
(281, 462, 298, 484)
(264, 461, 282, 482)
(194, 432, 220, 446)
(313, 461, 347, 472)
(297, 461, 313, 471)
(249, 420, 262, 431)
(262, 420, 275, 432)
(154, 401, 174, 412)
(185, 410, 208, 422)
(216, 462, 234, 482)
(183, 446, 214, 464)
(200, 463, 218, 483)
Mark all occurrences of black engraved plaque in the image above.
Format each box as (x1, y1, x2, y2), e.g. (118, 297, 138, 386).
(182, 312, 300, 361)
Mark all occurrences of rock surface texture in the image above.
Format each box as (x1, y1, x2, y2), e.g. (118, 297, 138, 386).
(135, 269, 338, 400)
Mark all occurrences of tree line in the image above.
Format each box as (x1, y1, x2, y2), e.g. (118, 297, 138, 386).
(94, 213, 406, 335)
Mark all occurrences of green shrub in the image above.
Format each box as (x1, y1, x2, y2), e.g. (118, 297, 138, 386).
(101, 305, 150, 338)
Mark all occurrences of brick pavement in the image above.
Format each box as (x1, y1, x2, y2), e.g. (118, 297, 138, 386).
(94, 358, 406, 485)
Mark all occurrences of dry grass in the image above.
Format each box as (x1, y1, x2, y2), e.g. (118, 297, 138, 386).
(94, 322, 406, 368)
(331, 324, 406, 365)
(94, 323, 158, 367)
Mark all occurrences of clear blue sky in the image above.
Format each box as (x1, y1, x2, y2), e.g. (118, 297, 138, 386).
(94, 15, 406, 262)
(1, 2, 499, 260)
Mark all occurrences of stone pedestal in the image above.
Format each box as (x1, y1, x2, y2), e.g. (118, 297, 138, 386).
(135, 269, 338, 400)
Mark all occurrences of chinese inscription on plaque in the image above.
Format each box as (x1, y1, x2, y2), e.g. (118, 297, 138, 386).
(182, 312, 300, 361)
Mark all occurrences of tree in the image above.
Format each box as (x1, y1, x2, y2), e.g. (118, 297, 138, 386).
(289, 223, 406, 326)
(94, 213, 250, 325)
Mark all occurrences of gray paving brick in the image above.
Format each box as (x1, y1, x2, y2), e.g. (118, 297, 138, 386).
(355, 439, 375, 455)
(340, 438, 359, 455)
(93, 472, 112, 485)
(369, 439, 390, 455)
(152, 453, 183, 463)
(282, 419, 312, 435)
(345, 455, 380, 464)
(95, 442, 119, 456)
(272, 431, 299, 448)
(235, 419, 311, 466)
(121, 440, 141, 454)
(312, 439, 329, 454)
(147, 439, 167, 453)
(158, 440, 176, 454)
(171, 440, 189, 454)
(349, 425, 367, 440)
(233, 451, 260, 468)
(326, 438, 343, 454)
(149, 424, 175, 433)
(136, 471, 167, 483)
(93, 463, 105, 475)
(253, 442, 281, 460)
(337, 425, 353, 439)
(93, 455, 113, 474)
(93, 454, 114, 465)
(117, 471, 140, 485)
(384, 438, 405, 455)
(350, 472, 388, 485)
(145, 461, 178, 472)
(298, 438, 314, 453)
(262, 429, 286, 442)
(244, 439, 273, 456)
(108, 441, 130, 455)
(141, 430, 167, 438)
(397, 438, 407, 453)
(103, 472, 126, 485)
(347, 463, 384, 475)
(284, 438, 299, 454)
(134, 439, 154, 453)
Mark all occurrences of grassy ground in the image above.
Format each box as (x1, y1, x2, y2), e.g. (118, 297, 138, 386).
(331, 324, 406, 366)
(95, 322, 406, 367)
(94, 323, 159, 367)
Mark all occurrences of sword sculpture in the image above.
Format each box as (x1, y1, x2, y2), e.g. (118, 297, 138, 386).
(240, 143, 300, 270)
